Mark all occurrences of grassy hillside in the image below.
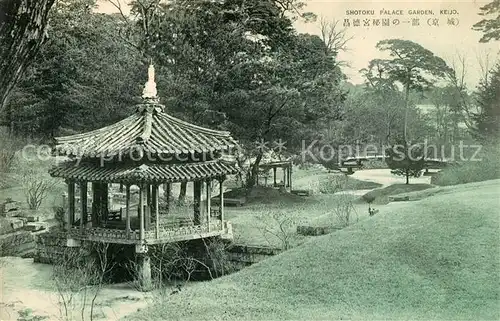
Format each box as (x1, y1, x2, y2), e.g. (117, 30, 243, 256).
(127, 180, 500, 320)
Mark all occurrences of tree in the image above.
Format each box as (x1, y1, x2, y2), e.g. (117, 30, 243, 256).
(471, 62, 500, 142)
(143, 0, 345, 187)
(366, 40, 451, 142)
(0, 0, 55, 111)
(428, 86, 465, 144)
(385, 140, 425, 184)
(3, 0, 143, 138)
(473, 0, 500, 43)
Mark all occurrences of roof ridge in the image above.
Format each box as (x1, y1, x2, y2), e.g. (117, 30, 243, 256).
(56, 114, 140, 142)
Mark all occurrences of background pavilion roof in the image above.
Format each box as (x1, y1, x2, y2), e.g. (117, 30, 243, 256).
(49, 159, 238, 183)
(54, 103, 238, 158)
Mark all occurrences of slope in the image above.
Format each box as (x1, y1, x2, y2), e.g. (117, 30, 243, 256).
(126, 180, 500, 320)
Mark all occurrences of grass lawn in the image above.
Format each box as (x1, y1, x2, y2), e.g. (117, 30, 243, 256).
(224, 190, 361, 247)
(361, 183, 435, 205)
(126, 180, 500, 320)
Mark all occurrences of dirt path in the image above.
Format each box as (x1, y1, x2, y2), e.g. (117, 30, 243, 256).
(351, 169, 432, 187)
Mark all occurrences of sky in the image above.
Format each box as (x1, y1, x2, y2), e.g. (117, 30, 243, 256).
(97, 0, 499, 88)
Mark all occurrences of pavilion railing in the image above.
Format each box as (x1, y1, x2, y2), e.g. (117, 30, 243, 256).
(68, 220, 224, 242)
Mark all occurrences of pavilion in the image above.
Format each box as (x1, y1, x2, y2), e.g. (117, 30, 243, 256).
(49, 65, 239, 289)
(258, 160, 293, 191)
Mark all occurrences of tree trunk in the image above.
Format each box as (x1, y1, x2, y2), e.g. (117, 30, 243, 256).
(403, 70, 411, 143)
(405, 169, 409, 185)
(178, 182, 187, 202)
(0, 0, 55, 110)
(246, 152, 263, 188)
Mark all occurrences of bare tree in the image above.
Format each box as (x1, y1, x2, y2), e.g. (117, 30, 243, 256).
(52, 247, 92, 321)
(332, 191, 357, 227)
(319, 17, 351, 55)
(51, 242, 114, 321)
(16, 167, 57, 210)
(256, 207, 299, 250)
(445, 51, 497, 132)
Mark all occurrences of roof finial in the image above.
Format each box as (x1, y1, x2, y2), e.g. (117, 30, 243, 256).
(142, 63, 158, 102)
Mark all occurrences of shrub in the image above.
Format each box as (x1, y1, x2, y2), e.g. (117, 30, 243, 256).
(318, 175, 347, 194)
(431, 145, 500, 186)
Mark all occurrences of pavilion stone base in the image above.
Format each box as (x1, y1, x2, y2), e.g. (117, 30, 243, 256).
(66, 238, 80, 247)
(136, 253, 153, 292)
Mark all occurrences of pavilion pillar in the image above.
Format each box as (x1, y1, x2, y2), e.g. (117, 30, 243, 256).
(283, 168, 286, 187)
(101, 183, 109, 224)
(79, 181, 88, 232)
(289, 166, 293, 191)
(154, 184, 159, 239)
(144, 184, 151, 230)
(67, 181, 75, 230)
(206, 180, 211, 231)
(125, 184, 131, 237)
(273, 168, 277, 187)
(163, 183, 171, 213)
(151, 184, 157, 217)
(193, 181, 201, 225)
(139, 184, 146, 241)
(91, 182, 99, 227)
(219, 177, 224, 223)
(146, 185, 152, 211)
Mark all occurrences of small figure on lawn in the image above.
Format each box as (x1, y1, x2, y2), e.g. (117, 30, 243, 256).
(368, 205, 379, 216)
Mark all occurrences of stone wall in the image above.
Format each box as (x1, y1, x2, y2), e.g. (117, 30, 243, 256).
(226, 244, 282, 266)
(0, 230, 35, 257)
(33, 231, 67, 263)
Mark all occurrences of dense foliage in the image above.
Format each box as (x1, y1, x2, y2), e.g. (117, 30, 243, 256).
(473, 0, 500, 43)
(471, 63, 500, 142)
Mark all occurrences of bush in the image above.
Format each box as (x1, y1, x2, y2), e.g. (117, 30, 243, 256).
(431, 145, 500, 186)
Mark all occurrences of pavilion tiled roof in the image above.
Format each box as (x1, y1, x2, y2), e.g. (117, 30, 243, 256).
(50, 64, 240, 183)
(54, 103, 238, 158)
(49, 160, 238, 183)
